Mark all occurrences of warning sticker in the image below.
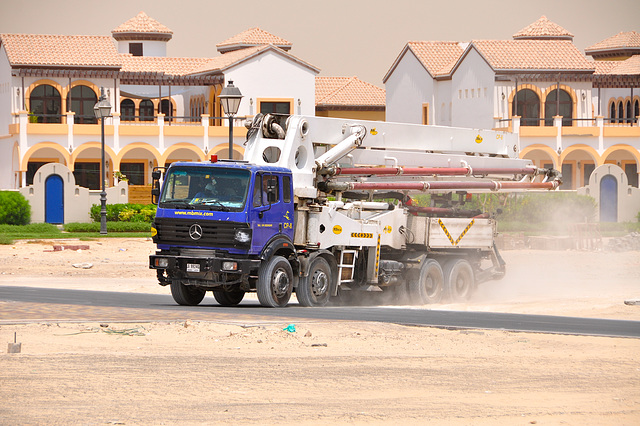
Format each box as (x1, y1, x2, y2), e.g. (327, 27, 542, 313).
(351, 232, 373, 239)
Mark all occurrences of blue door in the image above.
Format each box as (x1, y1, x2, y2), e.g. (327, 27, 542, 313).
(600, 175, 617, 222)
(249, 172, 295, 255)
(45, 174, 64, 224)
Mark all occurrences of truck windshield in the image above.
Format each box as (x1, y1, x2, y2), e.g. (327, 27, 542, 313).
(158, 166, 250, 211)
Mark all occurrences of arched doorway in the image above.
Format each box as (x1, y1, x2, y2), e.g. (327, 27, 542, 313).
(45, 174, 64, 224)
(600, 175, 618, 222)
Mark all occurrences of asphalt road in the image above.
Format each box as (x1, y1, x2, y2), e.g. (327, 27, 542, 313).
(1, 285, 639, 338)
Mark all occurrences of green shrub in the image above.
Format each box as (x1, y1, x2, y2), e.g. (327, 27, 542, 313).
(64, 221, 151, 232)
(0, 191, 31, 225)
(90, 203, 156, 223)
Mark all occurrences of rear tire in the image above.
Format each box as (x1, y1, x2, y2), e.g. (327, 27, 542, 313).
(257, 256, 293, 307)
(170, 281, 206, 306)
(409, 259, 444, 304)
(297, 257, 332, 307)
(213, 289, 245, 306)
(442, 259, 475, 302)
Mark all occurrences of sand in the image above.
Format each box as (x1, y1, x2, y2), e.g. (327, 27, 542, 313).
(0, 238, 639, 424)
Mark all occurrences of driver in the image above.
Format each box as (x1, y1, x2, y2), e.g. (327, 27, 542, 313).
(193, 178, 216, 201)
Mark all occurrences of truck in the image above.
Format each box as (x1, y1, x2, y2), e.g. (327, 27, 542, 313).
(149, 114, 560, 307)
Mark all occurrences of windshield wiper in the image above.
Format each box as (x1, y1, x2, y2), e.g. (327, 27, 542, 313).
(198, 199, 230, 211)
(161, 199, 194, 209)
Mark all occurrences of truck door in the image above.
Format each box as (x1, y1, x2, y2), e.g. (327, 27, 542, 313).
(250, 173, 294, 254)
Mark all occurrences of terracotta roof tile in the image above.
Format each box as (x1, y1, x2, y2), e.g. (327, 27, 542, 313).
(191, 45, 318, 75)
(407, 41, 465, 76)
(315, 76, 385, 107)
(216, 28, 292, 53)
(120, 55, 212, 76)
(595, 55, 640, 75)
(513, 16, 573, 40)
(111, 11, 172, 35)
(472, 40, 593, 71)
(586, 31, 640, 53)
(592, 60, 619, 74)
(0, 33, 121, 68)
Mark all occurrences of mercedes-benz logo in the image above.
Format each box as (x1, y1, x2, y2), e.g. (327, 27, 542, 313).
(189, 224, 203, 240)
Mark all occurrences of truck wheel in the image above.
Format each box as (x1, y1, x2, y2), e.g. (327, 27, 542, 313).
(257, 256, 293, 307)
(170, 281, 206, 306)
(213, 289, 245, 306)
(443, 259, 475, 302)
(297, 257, 332, 307)
(409, 259, 444, 304)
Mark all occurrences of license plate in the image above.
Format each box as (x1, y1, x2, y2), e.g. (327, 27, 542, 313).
(186, 263, 200, 273)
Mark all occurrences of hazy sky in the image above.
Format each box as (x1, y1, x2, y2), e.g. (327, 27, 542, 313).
(1, 0, 638, 85)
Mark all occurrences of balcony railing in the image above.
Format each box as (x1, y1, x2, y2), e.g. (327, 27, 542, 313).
(496, 116, 639, 129)
(16, 112, 248, 127)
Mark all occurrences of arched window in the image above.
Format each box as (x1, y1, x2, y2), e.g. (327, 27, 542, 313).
(610, 102, 617, 124)
(513, 89, 540, 126)
(161, 99, 173, 122)
(120, 99, 135, 121)
(30, 84, 62, 123)
(67, 85, 97, 124)
(618, 101, 624, 123)
(545, 89, 572, 127)
(139, 100, 154, 121)
(634, 100, 639, 125)
(625, 100, 632, 124)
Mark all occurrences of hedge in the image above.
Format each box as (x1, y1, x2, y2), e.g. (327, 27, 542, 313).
(64, 221, 151, 232)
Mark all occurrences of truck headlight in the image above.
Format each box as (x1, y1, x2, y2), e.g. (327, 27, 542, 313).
(234, 229, 252, 244)
(155, 258, 169, 268)
(222, 261, 238, 271)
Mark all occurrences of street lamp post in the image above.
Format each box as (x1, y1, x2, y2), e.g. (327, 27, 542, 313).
(218, 81, 243, 159)
(93, 88, 112, 235)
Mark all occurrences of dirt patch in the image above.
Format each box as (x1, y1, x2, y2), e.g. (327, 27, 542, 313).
(0, 238, 639, 424)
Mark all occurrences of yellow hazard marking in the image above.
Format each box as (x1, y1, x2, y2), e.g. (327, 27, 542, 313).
(438, 219, 475, 246)
(351, 232, 373, 238)
(333, 225, 342, 234)
(475, 135, 483, 144)
(374, 234, 381, 281)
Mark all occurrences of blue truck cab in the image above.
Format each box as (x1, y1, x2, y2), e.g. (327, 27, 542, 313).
(149, 158, 297, 307)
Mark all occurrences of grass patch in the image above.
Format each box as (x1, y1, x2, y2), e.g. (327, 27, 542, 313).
(0, 222, 151, 244)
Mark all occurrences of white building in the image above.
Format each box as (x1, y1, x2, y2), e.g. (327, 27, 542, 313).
(0, 12, 319, 200)
(384, 16, 640, 205)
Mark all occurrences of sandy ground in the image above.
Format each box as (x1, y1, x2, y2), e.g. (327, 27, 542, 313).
(0, 238, 639, 424)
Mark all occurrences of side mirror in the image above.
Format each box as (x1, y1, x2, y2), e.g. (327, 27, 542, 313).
(150, 167, 165, 205)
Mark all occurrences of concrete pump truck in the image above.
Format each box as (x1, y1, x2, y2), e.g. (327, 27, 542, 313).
(149, 114, 560, 307)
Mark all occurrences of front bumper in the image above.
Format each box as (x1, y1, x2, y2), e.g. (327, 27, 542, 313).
(150, 252, 261, 286)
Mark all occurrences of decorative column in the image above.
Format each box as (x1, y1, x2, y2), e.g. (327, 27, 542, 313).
(66, 111, 75, 153)
(554, 115, 563, 154)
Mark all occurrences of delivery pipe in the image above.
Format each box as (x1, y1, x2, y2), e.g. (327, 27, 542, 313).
(318, 179, 560, 193)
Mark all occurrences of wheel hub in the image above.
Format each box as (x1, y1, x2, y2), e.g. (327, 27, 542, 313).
(273, 269, 290, 297)
(312, 270, 328, 296)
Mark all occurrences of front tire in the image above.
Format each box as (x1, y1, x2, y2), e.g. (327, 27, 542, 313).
(409, 259, 444, 304)
(443, 259, 475, 302)
(297, 257, 332, 307)
(213, 289, 245, 306)
(257, 256, 293, 307)
(170, 281, 206, 306)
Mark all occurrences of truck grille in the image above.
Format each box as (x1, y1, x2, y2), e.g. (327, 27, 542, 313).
(154, 217, 248, 249)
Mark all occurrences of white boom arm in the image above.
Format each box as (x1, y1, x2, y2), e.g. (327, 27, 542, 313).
(243, 115, 554, 199)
